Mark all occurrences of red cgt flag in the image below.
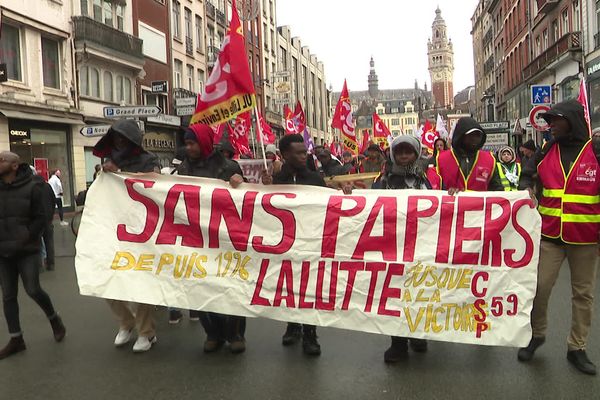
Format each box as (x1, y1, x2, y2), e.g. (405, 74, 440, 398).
(578, 77, 593, 137)
(359, 130, 371, 153)
(372, 113, 391, 149)
(421, 119, 438, 150)
(284, 102, 306, 135)
(191, 0, 255, 126)
(332, 80, 358, 155)
(256, 110, 276, 144)
(230, 112, 252, 156)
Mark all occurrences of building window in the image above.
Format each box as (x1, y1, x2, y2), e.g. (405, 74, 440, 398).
(79, 67, 89, 95)
(573, 1, 580, 32)
(81, 0, 88, 16)
(172, 1, 181, 39)
(185, 8, 192, 42)
(41, 37, 60, 89)
(103, 71, 113, 102)
(391, 118, 400, 126)
(552, 20, 559, 42)
(103, 0, 113, 27)
(187, 64, 194, 91)
(195, 15, 203, 51)
(143, 90, 168, 112)
(0, 24, 22, 81)
(174, 59, 183, 88)
(116, 4, 124, 31)
(93, 0, 102, 22)
(543, 29, 548, 49)
(562, 9, 569, 35)
(116, 75, 131, 103)
(90, 68, 100, 98)
(198, 69, 205, 93)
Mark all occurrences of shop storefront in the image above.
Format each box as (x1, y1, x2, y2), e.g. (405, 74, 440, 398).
(587, 56, 600, 130)
(7, 118, 75, 207)
(144, 115, 181, 169)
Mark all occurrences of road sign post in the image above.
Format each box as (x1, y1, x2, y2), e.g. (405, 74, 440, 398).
(529, 105, 551, 131)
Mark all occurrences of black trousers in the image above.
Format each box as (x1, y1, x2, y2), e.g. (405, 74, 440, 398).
(55, 198, 64, 221)
(42, 222, 55, 267)
(0, 253, 56, 334)
(199, 312, 246, 342)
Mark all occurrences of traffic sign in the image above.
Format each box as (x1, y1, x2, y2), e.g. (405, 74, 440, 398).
(103, 106, 161, 118)
(529, 105, 551, 131)
(151, 80, 168, 94)
(80, 125, 111, 137)
(147, 114, 181, 127)
(176, 106, 195, 116)
(480, 121, 510, 130)
(531, 85, 552, 105)
(175, 97, 196, 107)
(80, 121, 145, 137)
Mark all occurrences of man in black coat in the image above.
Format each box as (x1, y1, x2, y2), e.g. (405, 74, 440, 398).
(93, 119, 161, 353)
(178, 123, 247, 354)
(261, 134, 327, 356)
(0, 152, 65, 360)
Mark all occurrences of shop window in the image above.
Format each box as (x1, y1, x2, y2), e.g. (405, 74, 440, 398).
(42, 37, 61, 89)
(590, 79, 600, 129)
(561, 78, 579, 101)
(10, 127, 72, 207)
(103, 71, 113, 102)
(0, 24, 22, 81)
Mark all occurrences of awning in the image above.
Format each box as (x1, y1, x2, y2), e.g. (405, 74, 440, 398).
(0, 109, 84, 125)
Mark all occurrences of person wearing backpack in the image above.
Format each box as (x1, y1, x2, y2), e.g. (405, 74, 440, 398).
(517, 100, 600, 375)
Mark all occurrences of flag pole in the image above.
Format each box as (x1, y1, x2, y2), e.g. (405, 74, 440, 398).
(253, 106, 268, 170)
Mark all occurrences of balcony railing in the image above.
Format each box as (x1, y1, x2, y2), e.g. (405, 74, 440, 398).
(484, 56, 495, 74)
(536, 0, 559, 14)
(216, 10, 226, 26)
(207, 46, 220, 66)
(72, 16, 143, 60)
(522, 32, 581, 81)
(206, 1, 215, 16)
(483, 29, 493, 46)
(185, 36, 193, 56)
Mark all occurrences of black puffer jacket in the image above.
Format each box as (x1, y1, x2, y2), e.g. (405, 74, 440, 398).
(0, 164, 46, 257)
(33, 175, 56, 223)
(93, 119, 160, 173)
(177, 150, 243, 181)
(273, 163, 327, 187)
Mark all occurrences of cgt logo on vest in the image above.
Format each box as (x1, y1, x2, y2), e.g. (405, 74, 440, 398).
(576, 163, 597, 183)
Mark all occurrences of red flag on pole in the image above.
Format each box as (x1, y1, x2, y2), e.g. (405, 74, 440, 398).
(191, 0, 255, 126)
(372, 113, 391, 149)
(256, 110, 275, 144)
(284, 102, 306, 134)
(332, 80, 358, 155)
(359, 130, 371, 153)
(578, 77, 593, 138)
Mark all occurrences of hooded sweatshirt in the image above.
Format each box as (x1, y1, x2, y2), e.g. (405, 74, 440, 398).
(93, 119, 160, 173)
(442, 117, 504, 191)
(0, 164, 46, 257)
(496, 146, 520, 188)
(519, 100, 600, 191)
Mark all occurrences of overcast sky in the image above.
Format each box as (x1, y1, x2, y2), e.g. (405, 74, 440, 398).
(276, 0, 479, 94)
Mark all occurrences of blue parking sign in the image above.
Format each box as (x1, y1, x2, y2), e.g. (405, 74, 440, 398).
(531, 85, 552, 105)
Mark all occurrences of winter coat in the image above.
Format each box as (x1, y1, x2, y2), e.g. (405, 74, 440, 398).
(0, 164, 47, 257)
(33, 175, 57, 223)
(273, 163, 327, 187)
(177, 150, 243, 181)
(93, 119, 160, 173)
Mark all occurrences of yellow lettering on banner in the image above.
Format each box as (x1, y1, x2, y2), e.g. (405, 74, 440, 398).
(190, 94, 256, 126)
(402, 290, 412, 302)
(135, 254, 155, 271)
(174, 255, 189, 279)
(405, 307, 426, 333)
(416, 289, 429, 302)
(193, 255, 208, 278)
(111, 252, 135, 271)
(458, 269, 473, 289)
(404, 303, 493, 334)
(430, 289, 441, 302)
(156, 253, 174, 275)
(405, 264, 474, 290)
(185, 253, 198, 278)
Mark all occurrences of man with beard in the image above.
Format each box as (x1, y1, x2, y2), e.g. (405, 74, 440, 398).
(517, 100, 600, 375)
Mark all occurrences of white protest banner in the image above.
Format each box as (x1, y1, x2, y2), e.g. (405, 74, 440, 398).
(237, 159, 272, 184)
(75, 173, 540, 347)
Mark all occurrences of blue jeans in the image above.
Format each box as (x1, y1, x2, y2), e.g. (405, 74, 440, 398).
(0, 253, 56, 334)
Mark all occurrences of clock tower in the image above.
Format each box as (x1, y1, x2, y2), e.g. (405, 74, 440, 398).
(428, 7, 454, 109)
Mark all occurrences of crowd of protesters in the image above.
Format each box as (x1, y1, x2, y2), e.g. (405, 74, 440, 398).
(0, 100, 598, 377)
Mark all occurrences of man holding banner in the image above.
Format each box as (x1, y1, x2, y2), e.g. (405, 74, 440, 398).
(180, 123, 247, 354)
(517, 100, 600, 375)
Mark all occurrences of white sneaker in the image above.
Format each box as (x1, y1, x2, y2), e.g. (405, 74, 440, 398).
(60, 221, 69, 226)
(114, 329, 133, 347)
(133, 336, 157, 352)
